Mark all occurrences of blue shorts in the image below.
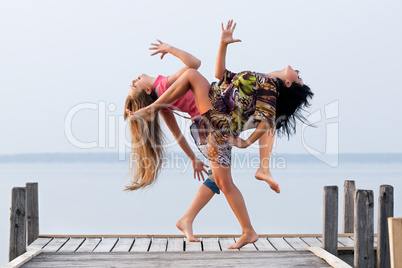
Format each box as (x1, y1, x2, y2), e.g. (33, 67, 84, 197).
(203, 170, 220, 194)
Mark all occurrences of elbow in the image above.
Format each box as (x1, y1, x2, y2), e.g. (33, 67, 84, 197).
(193, 59, 201, 70)
(215, 72, 223, 80)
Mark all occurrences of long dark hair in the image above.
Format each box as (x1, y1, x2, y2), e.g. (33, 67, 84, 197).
(275, 79, 314, 137)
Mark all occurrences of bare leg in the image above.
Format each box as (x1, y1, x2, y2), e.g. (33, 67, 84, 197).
(255, 131, 280, 193)
(132, 69, 213, 121)
(210, 162, 258, 249)
(176, 184, 215, 242)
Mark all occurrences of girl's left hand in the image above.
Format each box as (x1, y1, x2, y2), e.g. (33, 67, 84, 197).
(149, 40, 171, 59)
(224, 135, 249, 148)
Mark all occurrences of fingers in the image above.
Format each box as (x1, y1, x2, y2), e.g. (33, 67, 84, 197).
(125, 109, 133, 115)
(232, 22, 236, 32)
(156, 39, 163, 44)
(197, 172, 201, 181)
(221, 22, 224, 31)
(194, 170, 196, 179)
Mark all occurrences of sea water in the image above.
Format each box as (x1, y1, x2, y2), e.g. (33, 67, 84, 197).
(1, 155, 401, 265)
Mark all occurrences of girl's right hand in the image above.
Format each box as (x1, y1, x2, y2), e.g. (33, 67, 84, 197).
(221, 20, 241, 45)
(192, 158, 209, 181)
(149, 40, 171, 59)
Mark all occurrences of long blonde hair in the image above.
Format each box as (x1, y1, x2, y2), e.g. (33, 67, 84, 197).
(124, 90, 165, 191)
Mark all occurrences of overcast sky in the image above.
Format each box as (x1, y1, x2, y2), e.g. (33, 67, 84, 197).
(1, 0, 401, 157)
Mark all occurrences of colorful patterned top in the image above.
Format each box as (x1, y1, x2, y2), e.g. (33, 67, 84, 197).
(209, 69, 278, 135)
(190, 69, 279, 166)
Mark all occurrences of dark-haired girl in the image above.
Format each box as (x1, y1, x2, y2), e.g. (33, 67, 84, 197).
(128, 20, 313, 249)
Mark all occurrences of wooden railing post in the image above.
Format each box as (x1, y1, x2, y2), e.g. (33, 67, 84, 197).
(354, 190, 374, 268)
(388, 217, 402, 268)
(322, 186, 338, 256)
(377, 185, 394, 268)
(26, 182, 39, 246)
(9, 187, 27, 262)
(342, 180, 355, 233)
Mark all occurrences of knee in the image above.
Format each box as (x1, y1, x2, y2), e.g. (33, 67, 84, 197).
(183, 68, 201, 79)
(214, 176, 234, 194)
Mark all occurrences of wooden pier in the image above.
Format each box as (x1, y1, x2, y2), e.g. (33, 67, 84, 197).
(4, 180, 400, 268)
(7, 234, 356, 268)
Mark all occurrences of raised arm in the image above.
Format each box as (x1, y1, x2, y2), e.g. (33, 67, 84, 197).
(215, 20, 241, 80)
(150, 40, 201, 84)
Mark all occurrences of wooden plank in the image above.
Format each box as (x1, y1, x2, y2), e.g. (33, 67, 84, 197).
(284, 237, 309, 251)
(300, 237, 322, 247)
(27, 238, 52, 251)
(388, 217, 402, 268)
(9, 187, 26, 261)
(93, 238, 118, 252)
(75, 238, 101, 253)
(185, 240, 202, 252)
(38, 233, 355, 238)
(377, 185, 393, 268)
(201, 238, 221, 252)
(42, 238, 69, 252)
(148, 238, 167, 252)
(2, 249, 42, 268)
(342, 180, 355, 233)
(309, 247, 352, 268)
(20, 251, 332, 267)
(112, 238, 134, 252)
(268, 237, 294, 251)
(317, 236, 344, 248)
(354, 190, 374, 268)
(166, 238, 184, 252)
(323, 185, 338, 256)
(218, 237, 237, 251)
(130, 238, 151, 252)
(254, 238, 276, 251)
(337, 237, 354, 247)
(233, 238, 257, 251)
(26, 183, 39, 246)
(58, 238, 85, 253)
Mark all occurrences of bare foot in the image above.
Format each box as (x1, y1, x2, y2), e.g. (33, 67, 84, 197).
(176, 219, 200, 242)
(227, 232, 258, 249)
(126, 106, 157, 122)
(255, 168, 280, 193)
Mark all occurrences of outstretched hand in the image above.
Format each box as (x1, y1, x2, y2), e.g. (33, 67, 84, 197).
(221, 20, 241, 45)
(192, 158, 209, 181)
(149, 40, 171, 59)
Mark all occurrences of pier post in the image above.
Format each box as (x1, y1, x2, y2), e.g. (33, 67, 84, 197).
(377, 185, 394, 268)
(322, 186, 338, 256)
(354, 190, 374, 268)
(9, 187, 27, 262)
(388, 218, 402, 268)
(26, 182, 39, 246)
(342, 180, 355, 233)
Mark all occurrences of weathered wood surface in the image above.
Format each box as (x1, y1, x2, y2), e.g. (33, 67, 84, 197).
(354, 190, 374, 268)
(26, 183, 39, 246)
(342, 180, 355, 233)
(9, 187, 27, 262)
(377, 185, 393, 268)
(20, 252, 332, 268)
(309, 247, 352, 268)
(323, 185, 338, 256)
(29, 234, 377, 253)
(388, 217, 402, 268)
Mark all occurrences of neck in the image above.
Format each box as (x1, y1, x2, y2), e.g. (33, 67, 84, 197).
(149, 76, 157, 91)
(267, 70, 285, 81)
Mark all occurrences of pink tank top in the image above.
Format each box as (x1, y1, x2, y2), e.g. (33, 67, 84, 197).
(153, 75, 200, 118)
